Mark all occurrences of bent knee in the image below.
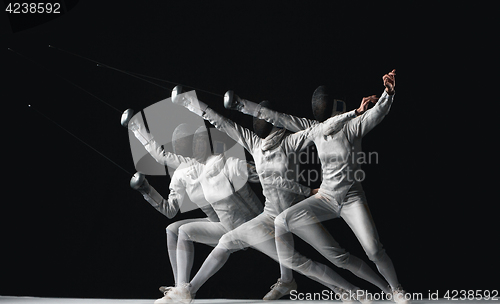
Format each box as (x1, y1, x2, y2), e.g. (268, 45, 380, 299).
(216, 233, 244, 254)
(366, 246, 386, 262)
(274, 212, 287, 228)
(293, 258, 313, 274)
(216, 233, 233, 250)
(166, 223, 181, 236)
(177, 227, 193, 241)
(329, 251, 351, 268)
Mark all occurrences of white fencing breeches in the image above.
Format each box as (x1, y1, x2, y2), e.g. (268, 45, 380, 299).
(274, 188, 397, 293)
(166, 218, 212, 285)
(189, 212, 358, 294)
(166, 219, 228, 285)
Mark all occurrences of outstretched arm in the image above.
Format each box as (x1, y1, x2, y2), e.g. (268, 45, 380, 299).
(145, 137, 192, 169)
(224, 91, 317, 132)
(346, 69, 396, 139)
(128, 117, 193, 169)
(321, 109, 358, 137)
(172, 91, 259, 153)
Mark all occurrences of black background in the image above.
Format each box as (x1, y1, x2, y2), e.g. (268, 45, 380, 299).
(1, 0, 497, 300)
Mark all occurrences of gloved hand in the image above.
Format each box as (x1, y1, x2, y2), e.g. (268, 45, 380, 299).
(130, 119, 153, 146)
(171, 87, 208, 116)
(224, 90, 260, 115)
(130, 172, 150, 192)
(130, 172, 165, 208)
(224, 90, 243, 111)
(120, 109, 154, 145)
(121, 108, 134, 127)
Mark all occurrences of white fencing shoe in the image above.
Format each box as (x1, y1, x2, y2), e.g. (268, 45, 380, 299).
(154, 287, 174, 304)
(160, 286, 196, 299)
(164, 283, 193, 304)
(392, 285, 411, 304)
(263, 278, 297, 300)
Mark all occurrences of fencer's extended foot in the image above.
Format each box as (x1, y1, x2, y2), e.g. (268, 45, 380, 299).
(263, 278, 297, 300)
(159, 286, 196, 299)
(155, 287, 174, 304)
(392, 285, 411, 304)
(355, 290, 373, 304)
(159, 286, 173, 294)
(163, 283, 193, 304)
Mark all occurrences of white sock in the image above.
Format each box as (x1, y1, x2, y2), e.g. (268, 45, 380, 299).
(176, 229, 195, 285)
(166, 229, 179, 285)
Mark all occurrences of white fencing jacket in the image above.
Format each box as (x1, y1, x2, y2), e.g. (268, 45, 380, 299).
(140, 139, 262, 230)
(241, 91, 394, 205)
(200, 108, 313, 218)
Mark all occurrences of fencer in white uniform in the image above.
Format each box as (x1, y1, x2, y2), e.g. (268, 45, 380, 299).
(230, 70, 410, 303)
(125, 121, 221, 287)
(162, 93, 376, 304)
(123, 117, 264, 302)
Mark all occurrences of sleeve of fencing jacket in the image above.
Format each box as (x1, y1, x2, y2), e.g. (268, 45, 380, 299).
(156, 171, 184, 218)
(345, 91, 394, 140)
(240, 99, 317, 132)
(203, 108, 260, 154)
(145, 138, 193, 169)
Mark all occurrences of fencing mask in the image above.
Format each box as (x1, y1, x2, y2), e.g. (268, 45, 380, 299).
(311, 86, 346, 122)
(172, 123, 197, 158)
(193, 125, 211, 162)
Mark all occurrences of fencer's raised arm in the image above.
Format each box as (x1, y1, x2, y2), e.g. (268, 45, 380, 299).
(318, 110, 358, 137)
(144, 138, 192, 169)
(121, 109, 192, 169)
(225, 91, 358, 136)
(227, 93, 358, 138)
(344, 69, 396, 139)
(172, 91, 259, 153)
(224, 91, 316, 132)
(344, 91, 394, 139)
(203, 108, 259, 153)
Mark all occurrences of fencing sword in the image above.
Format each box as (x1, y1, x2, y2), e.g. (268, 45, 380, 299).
(9, 47, 133, 175)
(48, 45, 224, 98)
